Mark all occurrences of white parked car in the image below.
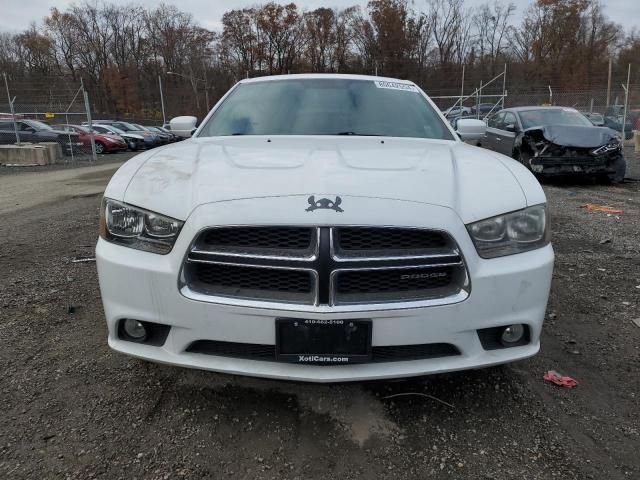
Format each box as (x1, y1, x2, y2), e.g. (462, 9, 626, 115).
(97, 74, 553, 382)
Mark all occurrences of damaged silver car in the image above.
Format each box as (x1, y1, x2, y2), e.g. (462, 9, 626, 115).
(483, 106, 626, 182)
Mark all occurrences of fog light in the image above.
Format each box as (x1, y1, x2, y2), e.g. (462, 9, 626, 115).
(501, 324, 525, 345)
(123, 319, 147, 340)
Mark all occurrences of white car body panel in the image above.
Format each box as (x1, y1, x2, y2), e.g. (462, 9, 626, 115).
(97, 74, 553, 382)
(112, 136, 533, 224)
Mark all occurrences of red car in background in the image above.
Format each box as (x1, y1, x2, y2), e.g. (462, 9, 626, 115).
(52, 124, 127, 154)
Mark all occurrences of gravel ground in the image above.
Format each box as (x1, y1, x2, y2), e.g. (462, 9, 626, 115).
(0, 148, 638, 479)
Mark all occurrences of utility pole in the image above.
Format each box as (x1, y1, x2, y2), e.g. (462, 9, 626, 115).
(3, 73, 20, 144)
(158, 75, 166, 125)
(606, 57, 612, 107)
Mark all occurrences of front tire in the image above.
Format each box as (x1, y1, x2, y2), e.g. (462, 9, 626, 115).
(607, 153, 626, 183)
(94, 142, 105, 154)
(516, 150, 532, 171)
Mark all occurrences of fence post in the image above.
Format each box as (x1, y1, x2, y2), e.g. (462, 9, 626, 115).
(3, 73, 20, 145)
(158, 75, 166, 125)
(81, 80, 97, 162)
(606, 57, 612, 107)
(621, 63, 631, 141)
(459, 64, 465, 119)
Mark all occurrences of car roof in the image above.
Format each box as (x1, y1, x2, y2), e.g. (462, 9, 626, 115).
(239, 73, 415, 86)
(501, 106, 579, 113)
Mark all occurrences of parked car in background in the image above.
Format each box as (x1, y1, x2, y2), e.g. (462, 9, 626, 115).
(603, 105, 633, 139)
(0, 119, 83, 155)
(442, 105, 472, 118)
(52, 124, 127, 154)
(146, 126, 178, 142)
(470, 103, 499, 117)
(88, 120, 160, 148)
(131, 124, 170, 145)
(483, 106, 625, 182)
(580, 112, 605, 127)
(90, 124, 146, 151)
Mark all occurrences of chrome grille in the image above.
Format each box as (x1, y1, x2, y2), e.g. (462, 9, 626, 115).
(182, 226, 468, 306)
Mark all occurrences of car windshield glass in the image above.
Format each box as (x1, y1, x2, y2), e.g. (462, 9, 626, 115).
(199, 78, 454, 140)
(117, 122, 138, 131)
(105, 126, 124, 134)
(519, 109, 593, 129)
(75, 125, 90, 133)
(25, 120, 52, 130)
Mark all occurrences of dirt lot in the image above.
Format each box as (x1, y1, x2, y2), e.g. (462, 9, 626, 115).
(1, 149, 639, 479)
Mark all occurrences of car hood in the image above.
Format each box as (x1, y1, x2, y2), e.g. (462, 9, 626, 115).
(108, 136, 544, 223)
(524, 124, 618, 148)
(121, 133, 144, 140)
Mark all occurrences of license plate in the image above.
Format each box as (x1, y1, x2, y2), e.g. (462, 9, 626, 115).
(276, 318, 372, 364)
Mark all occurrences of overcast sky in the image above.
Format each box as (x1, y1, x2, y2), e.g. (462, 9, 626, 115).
(0, 0, 637, 34)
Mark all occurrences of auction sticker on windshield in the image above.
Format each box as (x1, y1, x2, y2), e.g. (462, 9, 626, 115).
(373, 80, 418, 92)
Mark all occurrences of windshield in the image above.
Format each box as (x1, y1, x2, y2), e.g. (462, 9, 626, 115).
(75, 125, 90, 133)
(519, 109, 593, 129)
(25, 120, 53, 130)
(199, 78, 454, 140)
(103, 125, 124, 134)
(116, 122, 138, 131)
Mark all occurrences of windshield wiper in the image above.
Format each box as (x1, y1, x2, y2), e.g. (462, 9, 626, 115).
(334, 131, 382, 136)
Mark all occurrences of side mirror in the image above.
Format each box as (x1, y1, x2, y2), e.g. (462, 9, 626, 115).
(169, 116, 198, 138)
(456, 118, 487, 142)
(504, 123, 516, 133)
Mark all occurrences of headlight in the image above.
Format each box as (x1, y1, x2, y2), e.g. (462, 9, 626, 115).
(591, 139, 621, 155)
(467, 204, 549, 259)
(99, 198, 183, 254)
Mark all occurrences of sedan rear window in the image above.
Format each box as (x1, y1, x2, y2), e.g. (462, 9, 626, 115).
(199, 78, 454, 140)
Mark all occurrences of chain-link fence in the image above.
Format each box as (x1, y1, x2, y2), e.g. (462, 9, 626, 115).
(2, 67, 638, 164)
(0, 73, 101, 163)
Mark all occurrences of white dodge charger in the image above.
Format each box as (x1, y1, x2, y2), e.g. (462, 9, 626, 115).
(96, 74, 553, 382)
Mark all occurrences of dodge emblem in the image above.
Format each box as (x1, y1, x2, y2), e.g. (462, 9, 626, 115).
(306, 195, 344, 213)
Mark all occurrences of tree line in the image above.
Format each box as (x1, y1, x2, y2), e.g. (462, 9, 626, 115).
(0, 0, 637, 120)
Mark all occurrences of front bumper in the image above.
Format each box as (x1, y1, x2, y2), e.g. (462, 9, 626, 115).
(530, 156, 616, 175)
(96, 198, 554, 382)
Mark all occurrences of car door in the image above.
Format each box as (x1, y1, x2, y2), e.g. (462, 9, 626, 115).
(483, 112, 505, 151)
(493, 111, 519, 157)
(0, 120, 16, 144)
(17, 122, 38, 143)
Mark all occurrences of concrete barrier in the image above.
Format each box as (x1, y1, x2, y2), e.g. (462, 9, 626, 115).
(0, 143, 61, 166)
(39, 142, 63, 163)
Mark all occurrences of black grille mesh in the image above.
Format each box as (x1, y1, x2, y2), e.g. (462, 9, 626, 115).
(194, 263, 312, 293)
(201, 227, 313, 250)
(336, 267, 453, 294)
(186, 340, 460, 363)
(186, 226, 464, 305)
(337, 227, 448, 251)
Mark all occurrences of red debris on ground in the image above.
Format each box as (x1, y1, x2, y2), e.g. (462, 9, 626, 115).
(544, 370, 578, 388)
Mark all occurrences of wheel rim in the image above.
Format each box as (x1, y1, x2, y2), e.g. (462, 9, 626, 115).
(95, 143, 104, 154)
